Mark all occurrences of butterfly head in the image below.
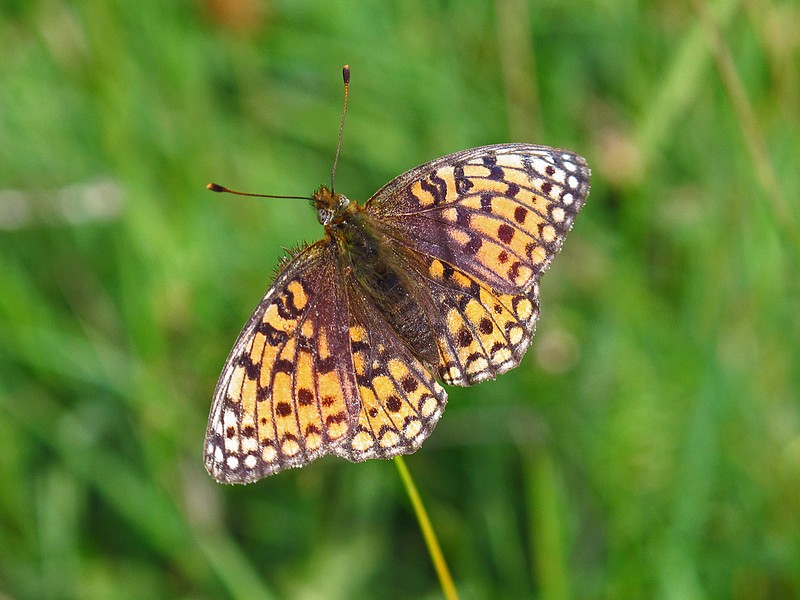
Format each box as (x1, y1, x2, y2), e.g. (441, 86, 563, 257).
(314, 185, 353, 226)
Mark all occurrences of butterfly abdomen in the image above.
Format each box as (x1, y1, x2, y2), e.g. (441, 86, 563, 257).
(334, 211, 440, 367)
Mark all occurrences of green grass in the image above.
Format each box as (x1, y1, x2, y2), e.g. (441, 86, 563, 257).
(1, 1, 799, 598)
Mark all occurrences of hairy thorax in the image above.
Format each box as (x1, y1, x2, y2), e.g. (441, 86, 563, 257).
(314, 185, 440, 368)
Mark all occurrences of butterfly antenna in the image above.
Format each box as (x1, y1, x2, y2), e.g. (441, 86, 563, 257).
(206, 182, 312, 201)
(330, 64, 350, 194)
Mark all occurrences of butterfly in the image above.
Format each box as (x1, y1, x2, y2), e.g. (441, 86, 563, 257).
(204, 140, 590, 483)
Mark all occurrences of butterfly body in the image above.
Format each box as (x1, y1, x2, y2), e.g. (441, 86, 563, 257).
(314, 184, 442, 368)
(206, 143, 590, 483)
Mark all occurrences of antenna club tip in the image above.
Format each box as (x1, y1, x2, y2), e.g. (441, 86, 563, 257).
(342, 65, 350, 84)
(207, 182, 224, 192)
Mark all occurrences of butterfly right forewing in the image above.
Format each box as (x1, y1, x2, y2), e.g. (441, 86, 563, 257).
(367, 143, 590, 295)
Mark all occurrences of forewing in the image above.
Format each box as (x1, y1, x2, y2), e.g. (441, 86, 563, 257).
(366, 143, 590, 294)
(204, 242, 359, 484)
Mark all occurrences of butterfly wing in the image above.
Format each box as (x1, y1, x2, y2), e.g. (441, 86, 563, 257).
(205, 239, 450, 482)
(366, 143, 590, 295)
(364, 143, 588, 385)
(418, 255, 542, 386)
(205, 242, 361, 483)
(334, 280, 448, 462)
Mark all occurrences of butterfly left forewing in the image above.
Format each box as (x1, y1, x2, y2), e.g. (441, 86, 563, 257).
(205, 242, 360, 483)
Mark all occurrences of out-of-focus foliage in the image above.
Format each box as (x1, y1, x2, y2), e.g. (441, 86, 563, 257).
(1, 1, 798, 598)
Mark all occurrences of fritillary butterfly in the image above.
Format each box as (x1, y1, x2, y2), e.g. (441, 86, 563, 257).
(205, 71, 590, 483)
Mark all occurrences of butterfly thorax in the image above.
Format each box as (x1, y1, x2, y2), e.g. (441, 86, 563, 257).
(315, 186, 441, 368)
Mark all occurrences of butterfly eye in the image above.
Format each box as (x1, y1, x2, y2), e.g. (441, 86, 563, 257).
(317, 195, 351, 226)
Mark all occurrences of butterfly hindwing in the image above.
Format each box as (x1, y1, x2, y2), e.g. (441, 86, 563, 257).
(335, 282, 448, 462)
(414, 256, 542, 386)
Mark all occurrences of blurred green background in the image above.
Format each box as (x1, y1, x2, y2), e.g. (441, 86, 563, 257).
(1, 1, 798, 598)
